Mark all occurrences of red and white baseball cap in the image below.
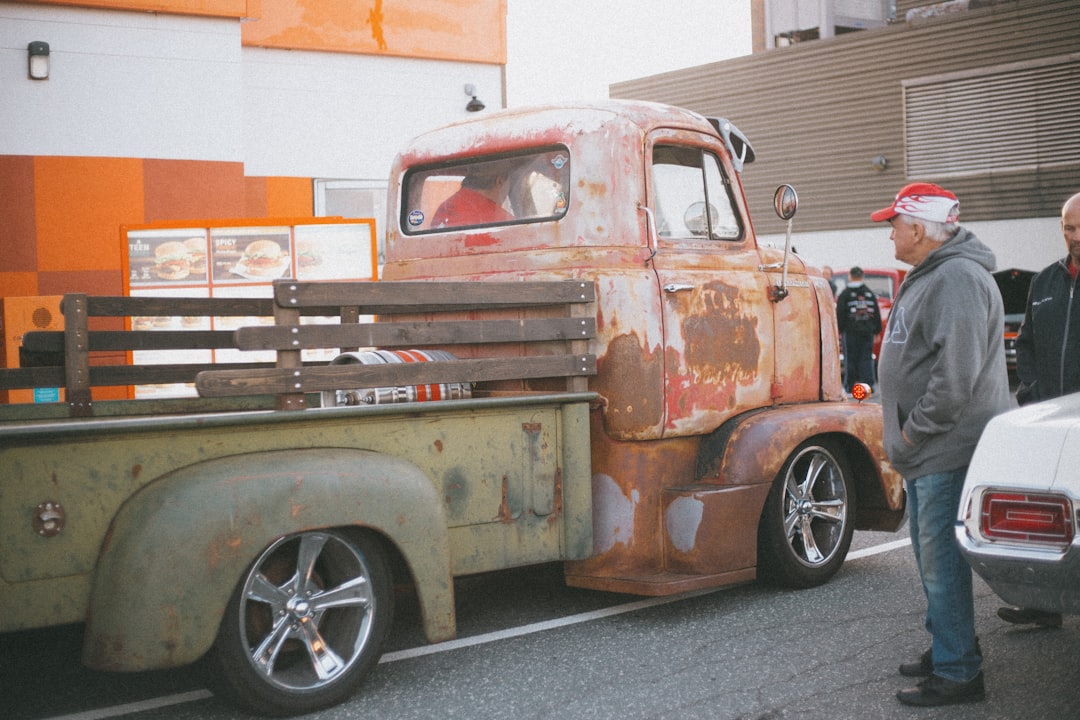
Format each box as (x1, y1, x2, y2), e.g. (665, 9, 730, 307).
(871, 182, 959, 223)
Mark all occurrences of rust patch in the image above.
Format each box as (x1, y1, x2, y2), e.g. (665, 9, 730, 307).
(434, 439, 443, 452)
(131, 464, 142, 480)
(552, 466, 563, 518)
(593, 331, 664, 436)
(682, 281, 760, 386)
(498, 474, 513, 522)
(577, 178, 608, 199)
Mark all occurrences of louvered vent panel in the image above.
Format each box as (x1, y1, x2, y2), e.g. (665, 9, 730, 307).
(905, 57, 1080, 178)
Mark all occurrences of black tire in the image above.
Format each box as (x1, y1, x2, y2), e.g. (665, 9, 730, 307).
(757, 439, 855, 588)
(210, 529, 393, 716)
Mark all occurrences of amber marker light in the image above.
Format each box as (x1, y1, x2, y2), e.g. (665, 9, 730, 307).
(850, 383, 872, 402)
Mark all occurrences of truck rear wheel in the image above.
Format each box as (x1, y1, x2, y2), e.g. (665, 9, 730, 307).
(757, 439, 855, 588)
(210, 529, 392, 716)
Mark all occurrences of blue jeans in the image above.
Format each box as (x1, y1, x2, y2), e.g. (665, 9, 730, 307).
(907, 468, 982, 682)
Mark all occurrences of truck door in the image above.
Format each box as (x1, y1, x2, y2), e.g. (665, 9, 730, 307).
(644, 130, 776, 437)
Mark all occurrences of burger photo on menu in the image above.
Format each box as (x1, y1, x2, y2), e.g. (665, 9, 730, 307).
(153, 240, 192, 281)
(232, 239, 290, 279)
(295, 239, 323, 274)
(183, 237, 208, 277)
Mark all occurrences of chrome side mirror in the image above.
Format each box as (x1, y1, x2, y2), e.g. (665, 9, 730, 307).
(773, 184, 798, 221)
(768, 185, 799, 302)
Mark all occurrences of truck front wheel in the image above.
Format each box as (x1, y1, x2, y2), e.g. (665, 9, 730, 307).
(210, 529, 393, 716)
(757, 440, 855, 588)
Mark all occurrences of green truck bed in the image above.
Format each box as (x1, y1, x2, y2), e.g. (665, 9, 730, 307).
(0, 279, 597, 716)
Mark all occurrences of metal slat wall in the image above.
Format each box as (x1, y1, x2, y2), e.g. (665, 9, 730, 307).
(905, 57, 1080, 177)
(611, 0, 1080, 232)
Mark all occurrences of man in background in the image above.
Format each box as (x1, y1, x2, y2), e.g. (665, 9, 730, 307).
(836, 266, 882, 393)
(996, 190, 1080, 629)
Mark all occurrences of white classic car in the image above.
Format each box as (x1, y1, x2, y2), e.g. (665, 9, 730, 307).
(957, 392, 1080, 615)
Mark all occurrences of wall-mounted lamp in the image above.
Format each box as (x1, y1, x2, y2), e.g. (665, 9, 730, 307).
(464, 83, 485, 112)
(28, 41, 50, 80)
(871, 154, 888, 172)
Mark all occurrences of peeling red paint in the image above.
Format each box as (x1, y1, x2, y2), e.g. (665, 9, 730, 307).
(464, 234, 499, 248)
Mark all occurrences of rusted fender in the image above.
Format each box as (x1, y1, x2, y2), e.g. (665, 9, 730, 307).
(82, 448, 454, 672)
(701, 402, 905, 529)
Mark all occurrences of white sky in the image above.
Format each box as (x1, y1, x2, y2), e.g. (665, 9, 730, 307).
(505, 0, 754, 107)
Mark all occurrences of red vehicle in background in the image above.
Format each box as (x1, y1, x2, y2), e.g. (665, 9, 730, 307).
(834, 267, 906, 363)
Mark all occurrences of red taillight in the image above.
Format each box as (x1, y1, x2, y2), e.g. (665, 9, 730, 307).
(981, 491, 1074, 545)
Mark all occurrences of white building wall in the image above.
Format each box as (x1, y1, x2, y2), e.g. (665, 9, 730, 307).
(1, 4, 243, 162)
(242, 48, 502, 180)
(761, 216, 1064, 274)
(1, 3, 503, 181)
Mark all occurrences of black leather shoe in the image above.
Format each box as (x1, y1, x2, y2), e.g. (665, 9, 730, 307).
(898, 637, 981, 677)
(997, 606, 1062, 627)
(899, 648, 932, 677)
(896, 672, 985, 707)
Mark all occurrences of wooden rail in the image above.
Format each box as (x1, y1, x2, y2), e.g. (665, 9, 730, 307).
(1, 279, 597, 416)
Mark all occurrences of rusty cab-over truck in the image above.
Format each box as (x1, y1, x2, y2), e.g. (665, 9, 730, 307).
(387, 100, 904, 596)
(0, 100, 903, 717)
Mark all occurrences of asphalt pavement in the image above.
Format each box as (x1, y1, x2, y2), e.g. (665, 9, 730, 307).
(3, 529, 1077, 720)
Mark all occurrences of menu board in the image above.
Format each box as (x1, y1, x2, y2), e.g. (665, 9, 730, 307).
(123, 218, 377, 398)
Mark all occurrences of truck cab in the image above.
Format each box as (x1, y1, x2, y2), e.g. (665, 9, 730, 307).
(384, 100, 903, 594)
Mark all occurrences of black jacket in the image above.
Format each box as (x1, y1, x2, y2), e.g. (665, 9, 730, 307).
(1015, 257, 1080, 404)
(835, 283, 882, 337)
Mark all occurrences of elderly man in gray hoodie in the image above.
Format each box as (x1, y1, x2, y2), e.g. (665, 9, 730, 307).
(872, 182, 1012, 707)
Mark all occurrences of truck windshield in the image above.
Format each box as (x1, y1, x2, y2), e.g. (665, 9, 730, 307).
(401, 147, 571, 234)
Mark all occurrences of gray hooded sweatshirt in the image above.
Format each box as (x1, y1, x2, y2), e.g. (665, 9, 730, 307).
(877, 226, 1012, 479)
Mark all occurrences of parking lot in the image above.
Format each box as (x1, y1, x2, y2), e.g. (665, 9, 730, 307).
(3, 530, 1077, 720)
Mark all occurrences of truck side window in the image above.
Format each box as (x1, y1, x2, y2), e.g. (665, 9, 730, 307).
(652, 144, 742, 241)
(401, 147, 571, 235)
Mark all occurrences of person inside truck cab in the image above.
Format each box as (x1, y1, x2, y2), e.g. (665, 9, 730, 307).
(432, 166, 514, 228)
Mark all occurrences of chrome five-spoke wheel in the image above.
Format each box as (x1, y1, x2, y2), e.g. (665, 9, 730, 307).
(212, 529, 392, 716)
(758, 440, 855, 588)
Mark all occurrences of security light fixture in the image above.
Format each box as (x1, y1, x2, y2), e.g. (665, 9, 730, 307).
(464, 83, 485, 112)
(28, 41, 49, 80)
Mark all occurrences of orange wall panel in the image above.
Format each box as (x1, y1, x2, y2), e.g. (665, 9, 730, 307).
(143, 159, 247, 222)
(0, 273, 39, 297)
(265, 176, 313, 217)
(28, 0, 251, 18)
(34, 156, 144, 273)
(243, 176, 313, 219)
(38, 270, 125, 297)
(0, 156, 37, 274)
(242, 0, 506, 64)
(244, 176, 269, 217)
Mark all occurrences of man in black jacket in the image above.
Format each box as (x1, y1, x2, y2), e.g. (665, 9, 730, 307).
(999, 190, 1080, 628)
(836, 266, 882, 393)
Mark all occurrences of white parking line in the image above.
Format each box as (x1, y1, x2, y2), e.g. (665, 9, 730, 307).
(43, 537, 910, 720)
(43, 690, 215, 720)
(382, 536, 913, 664)
(846, 536, 911, 560)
